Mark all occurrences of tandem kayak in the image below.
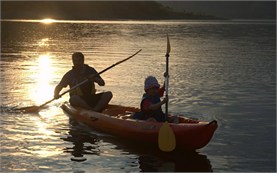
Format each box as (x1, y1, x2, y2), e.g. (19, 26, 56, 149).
(61, 102, 217, 151)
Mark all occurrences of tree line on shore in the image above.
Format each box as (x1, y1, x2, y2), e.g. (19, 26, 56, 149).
(2, 1, 221, 20)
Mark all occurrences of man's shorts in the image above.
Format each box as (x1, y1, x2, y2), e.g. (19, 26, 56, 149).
(82, 93, 104, 108)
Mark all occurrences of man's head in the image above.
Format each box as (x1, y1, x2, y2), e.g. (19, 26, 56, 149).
(72, 52, 85, 70)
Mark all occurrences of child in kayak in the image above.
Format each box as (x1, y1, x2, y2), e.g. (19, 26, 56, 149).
(133, 74, 178, 123)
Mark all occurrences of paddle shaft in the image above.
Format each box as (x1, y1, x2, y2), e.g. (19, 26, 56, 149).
(165, 53, 169, 117)
(36, 49, 142, 110)
(165, 34, 171, 117)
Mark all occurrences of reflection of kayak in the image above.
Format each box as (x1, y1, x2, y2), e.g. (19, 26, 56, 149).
(61, 102, 217, 151)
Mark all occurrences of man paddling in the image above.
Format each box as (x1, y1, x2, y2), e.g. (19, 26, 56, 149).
(54, 52, 113, 112)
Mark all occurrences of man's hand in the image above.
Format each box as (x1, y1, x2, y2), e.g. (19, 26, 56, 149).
(54, 85, 62, 99)
(54, 92, 60, 99)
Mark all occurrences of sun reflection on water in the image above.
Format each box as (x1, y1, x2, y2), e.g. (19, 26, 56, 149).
(38, 38, 49, 47)
(29, 54, 54, 105)
(40, 18, 56, 24)
(30, 117, 62, 158)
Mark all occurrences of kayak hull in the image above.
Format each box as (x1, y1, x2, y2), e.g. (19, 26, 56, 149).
(61, 102, 217, 151)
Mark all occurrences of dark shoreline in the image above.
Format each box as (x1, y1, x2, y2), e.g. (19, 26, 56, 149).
(1, 1, 225, 21)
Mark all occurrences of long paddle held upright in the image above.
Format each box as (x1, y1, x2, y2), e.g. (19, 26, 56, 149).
(158, 34, 176, 152)
(17, 49, 142, 113)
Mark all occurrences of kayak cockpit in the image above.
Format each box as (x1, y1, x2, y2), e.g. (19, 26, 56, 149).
(101, 104, 200, 124)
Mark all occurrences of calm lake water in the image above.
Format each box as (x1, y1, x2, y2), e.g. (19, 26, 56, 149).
(1, 19, 276, 172)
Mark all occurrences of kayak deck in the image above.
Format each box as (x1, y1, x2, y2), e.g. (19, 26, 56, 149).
(102, 104, 201, 124)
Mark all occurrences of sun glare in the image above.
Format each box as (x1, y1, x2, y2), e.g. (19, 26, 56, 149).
(29, 54, 54, 104)
(41, 18, 56, 24)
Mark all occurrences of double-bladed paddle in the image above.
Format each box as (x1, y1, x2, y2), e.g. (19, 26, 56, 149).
(158, 34, 176, 152)
(16, 49, 142, 113)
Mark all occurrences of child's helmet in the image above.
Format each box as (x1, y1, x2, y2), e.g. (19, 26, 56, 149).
(144, 76, 160, 91)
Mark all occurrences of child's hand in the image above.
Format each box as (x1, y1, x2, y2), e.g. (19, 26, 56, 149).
(164, 72, 168, 78)
(161, 97, 168, 104)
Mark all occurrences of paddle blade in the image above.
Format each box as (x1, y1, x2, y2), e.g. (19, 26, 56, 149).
(158, 121, 176, 152)
(15, 106, 40, 113)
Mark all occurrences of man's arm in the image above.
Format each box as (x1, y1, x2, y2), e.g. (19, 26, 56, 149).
(54, 84, 64, 99)
(94, 76, 105, 86)
(87, 74, 105, 86)
(54, 73, 70, 99)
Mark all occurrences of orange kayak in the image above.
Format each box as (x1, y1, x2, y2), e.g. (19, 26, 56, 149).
(61, 102, 217, 151)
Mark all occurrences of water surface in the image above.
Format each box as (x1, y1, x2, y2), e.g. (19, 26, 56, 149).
(1, 19, 276, 172)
